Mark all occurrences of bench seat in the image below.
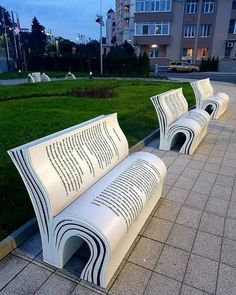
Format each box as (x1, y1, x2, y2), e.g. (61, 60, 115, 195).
(190, 78, 229, 119)
(151, 88, 210, 154)
(52, 151, 166, 286)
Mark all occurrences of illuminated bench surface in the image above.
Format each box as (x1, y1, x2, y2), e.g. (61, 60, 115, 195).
(28, 72, 51, 83)
(151, 88, 210, 155)
(8, 113, 167, 288)
(190, 78, 229, 119)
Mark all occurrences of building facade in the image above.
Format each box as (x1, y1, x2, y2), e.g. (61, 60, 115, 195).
(106, 9, 116, 45)
(115, 0, 135, 45)
(115, 0, 236, 66)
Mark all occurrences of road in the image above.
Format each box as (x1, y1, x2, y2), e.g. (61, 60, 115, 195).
(158, 71, 236, 84)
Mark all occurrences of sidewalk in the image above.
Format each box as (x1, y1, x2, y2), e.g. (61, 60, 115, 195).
(0, 82, 236, 295)
(0, 77, 64, 85)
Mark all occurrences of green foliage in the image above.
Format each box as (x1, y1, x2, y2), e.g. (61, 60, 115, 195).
(200, 56, 219, 72)
(104, 43, 150, 77)
(30, 17, 47, 56)
(27, 41, 151, 77)
(0, 6, 15, 59)
(138, 52, 150, 77)
(0, 79, 195, 240)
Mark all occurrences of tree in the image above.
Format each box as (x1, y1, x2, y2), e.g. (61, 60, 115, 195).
(138, 52, 150, 77)
(0, 6, 14, 59)
(29, 17, 46, 56)
(122, 40, 135, 55)
(58, 37, 76, 55)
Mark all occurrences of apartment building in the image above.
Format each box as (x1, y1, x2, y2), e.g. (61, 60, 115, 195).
(106, 9, 116, 44)
(128, 0, 236, 66)
(115, 0, 135, 44)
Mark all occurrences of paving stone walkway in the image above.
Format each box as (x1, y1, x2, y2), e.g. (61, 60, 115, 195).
(0, 82, 236, 295)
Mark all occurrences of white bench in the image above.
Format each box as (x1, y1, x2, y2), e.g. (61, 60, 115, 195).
(65, 72, 76, 80)
(190, 78, 229, 119)
(28, 72, 51, 83)
(41, 73, 51, 82)
(8, 113, 166, 288)
(150, 88, 210, 154)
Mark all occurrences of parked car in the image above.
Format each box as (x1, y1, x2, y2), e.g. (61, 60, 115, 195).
(168, 61, 199, 72)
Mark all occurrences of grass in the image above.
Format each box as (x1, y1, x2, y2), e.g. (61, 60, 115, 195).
(0, 78, 195, 241)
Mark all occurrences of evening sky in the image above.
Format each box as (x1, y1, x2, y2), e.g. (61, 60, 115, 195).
(4, 0, 115, 42)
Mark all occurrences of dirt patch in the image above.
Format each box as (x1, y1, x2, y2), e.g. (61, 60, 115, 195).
(70, 87, 117, 99)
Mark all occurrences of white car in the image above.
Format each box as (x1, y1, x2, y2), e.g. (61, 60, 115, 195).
(168, 61, 199, 72)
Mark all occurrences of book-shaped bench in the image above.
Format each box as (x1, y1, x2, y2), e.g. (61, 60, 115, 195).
(28, 72, 41, 83)
(41, 73, 51, 82)
(28, 72, 51, 83)
(8, 113, 167, 288)
(190, 78, 229, 119)
(65, 72, 76, 80)
(150, 88, 210, 154)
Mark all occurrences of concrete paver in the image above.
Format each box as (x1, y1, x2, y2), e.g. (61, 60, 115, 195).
(155, 245, 189, 282)
(184, 254, 218, 294)
(0, 81, 235, 294)
(128, 237, 163, 270)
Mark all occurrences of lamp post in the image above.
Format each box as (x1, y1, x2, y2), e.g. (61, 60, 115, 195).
(96, 0, 104, 75)
(1, 6, 10, 71)
(100, 17, 103, 75)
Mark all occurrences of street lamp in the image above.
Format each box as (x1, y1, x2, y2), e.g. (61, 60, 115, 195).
(96, 0, 104, 75)
(46, 29, 53, 54)
(1, 6, 10, 71)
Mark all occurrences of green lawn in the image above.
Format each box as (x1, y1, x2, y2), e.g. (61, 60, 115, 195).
(0, 78, 195, 240)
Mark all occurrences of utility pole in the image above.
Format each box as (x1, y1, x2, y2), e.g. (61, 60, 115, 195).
(193, 0, 202, 64)
(100, 0, 103, 75)
(100, 24, 103, 75)
(11, 11, 19, 65)
(15, 12, 27, 72)
(1, 6, 10, 71)
(96, 0, 104, 75)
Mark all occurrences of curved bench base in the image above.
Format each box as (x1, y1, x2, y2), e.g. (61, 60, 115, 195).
(159, 109, 210, 155)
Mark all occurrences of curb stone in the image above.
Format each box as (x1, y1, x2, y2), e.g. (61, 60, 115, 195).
(129, 129, 159, 153)
(0, 218, 38, 260)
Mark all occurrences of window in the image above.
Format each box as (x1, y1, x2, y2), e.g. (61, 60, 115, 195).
(135, 0, 149, 12)
(135, 21, 170, 35)
(229, 20, 236, 34)
(124, 18, 130, 26)
(149, 49, 159, 58)
(184, 25, 196, 38)
(197, 48, 208, 60)
(199, 24, 212, 37)
(185, 0, 197, 14)
(151, 0, 171, 11)
(182, 48, 193, 58)
(232, 1, 236, 9)
(124, 5, 130, 12)
(202, 0, 214, 13)
(135, 0, 171, 12)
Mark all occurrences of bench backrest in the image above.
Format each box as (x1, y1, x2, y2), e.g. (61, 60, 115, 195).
(41, 73, 51, 82)
(190, 78, 214, 106)
(28, 74, 35, 83)
(65, 72, 76, 80)
(31, 72, 42, 83)
(8, 113, 129, 220)
(150, 88, 188, 137)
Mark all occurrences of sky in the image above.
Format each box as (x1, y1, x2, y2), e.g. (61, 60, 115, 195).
(3, 0, 115, 42)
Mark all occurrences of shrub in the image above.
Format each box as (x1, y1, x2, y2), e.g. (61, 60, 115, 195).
(200, 56, 219, 72)
(70, 87, 117, 99)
